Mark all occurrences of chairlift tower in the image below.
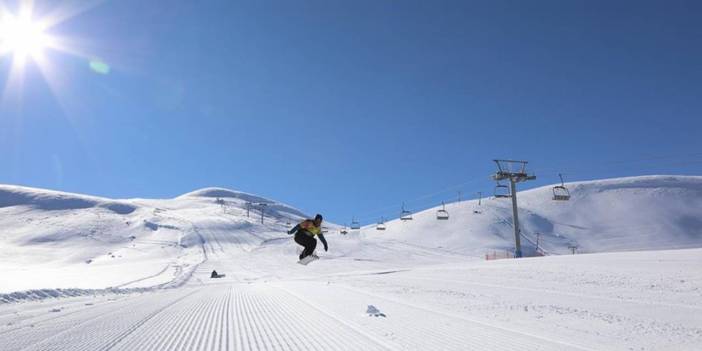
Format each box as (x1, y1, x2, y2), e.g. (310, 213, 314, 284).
(258, 203, 267, 224)
(492, 159, 536, 258)
(568, 243, 578, 255)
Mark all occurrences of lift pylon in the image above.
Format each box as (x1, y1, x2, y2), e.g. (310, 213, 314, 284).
(492, 159, 536, 258)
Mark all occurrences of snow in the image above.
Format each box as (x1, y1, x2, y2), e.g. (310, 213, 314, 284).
(0, 175, 701, 350)
(365, 175, 702, 256)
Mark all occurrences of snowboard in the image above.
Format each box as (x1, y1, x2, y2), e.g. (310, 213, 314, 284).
(297, 255, 319, 265)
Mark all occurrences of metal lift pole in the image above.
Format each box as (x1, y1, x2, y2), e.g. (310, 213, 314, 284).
(492, 159, 535, 259)
(509, 178, 522, 258)
(258, 203, 267, 224)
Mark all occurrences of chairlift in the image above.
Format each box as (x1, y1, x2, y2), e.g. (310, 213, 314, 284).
(350, 217, 361, 230)
(436, 202, 449, 220)
(400, 202, 413, 221)
(552, 173, 571, 201)
(494, 182, 511, 198)
(375, 217, 387, 230)
(376, 217, 386, 231)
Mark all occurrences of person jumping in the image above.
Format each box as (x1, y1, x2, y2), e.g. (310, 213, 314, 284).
(288, 214, 328, 261)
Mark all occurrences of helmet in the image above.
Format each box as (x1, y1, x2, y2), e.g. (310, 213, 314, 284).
(314, 214, 323, 222)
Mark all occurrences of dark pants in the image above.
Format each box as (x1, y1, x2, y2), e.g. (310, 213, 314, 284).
(294, 233, 317, 260)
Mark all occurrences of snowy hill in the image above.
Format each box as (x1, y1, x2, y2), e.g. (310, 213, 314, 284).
(1, 177, 701, 350)
(1, 175, 701, 295)
(0, 185, 308, 293)
(359, 175, 702, 256)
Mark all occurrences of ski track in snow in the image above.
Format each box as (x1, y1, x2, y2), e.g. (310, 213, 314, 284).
(399, 275, 702, 311)
(276, 282, 593, 351)
(3, 236, 699, 350)
(0, 281, 599, 351)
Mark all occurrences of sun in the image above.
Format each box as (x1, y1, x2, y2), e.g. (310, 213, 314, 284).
(0, 11, 52, 63)
(0, 1, 107, 109)
(0, 14, 49, 59)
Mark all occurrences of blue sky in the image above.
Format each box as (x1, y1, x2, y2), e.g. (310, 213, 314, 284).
(1, 0, 701, 224)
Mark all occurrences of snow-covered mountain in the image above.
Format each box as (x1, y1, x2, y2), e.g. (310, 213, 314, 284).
(0, 185, 308, 293)
(1, 176, 701, 351)
(359, 175, 702, 256)
(1, 175, 701, 296)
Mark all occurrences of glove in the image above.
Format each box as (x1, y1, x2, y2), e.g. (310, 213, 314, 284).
(323, 243, 328, 251)
(287, 230, 293, 235)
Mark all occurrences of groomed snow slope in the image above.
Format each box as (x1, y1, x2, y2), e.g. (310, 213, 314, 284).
(0, 248, 700, 350)
(0, 176, 700, 350)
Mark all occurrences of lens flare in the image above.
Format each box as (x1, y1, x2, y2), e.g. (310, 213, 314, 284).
(89, 59, 110, 75)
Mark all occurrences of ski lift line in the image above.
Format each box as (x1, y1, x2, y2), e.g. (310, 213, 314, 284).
(351, 176, 487, 222)
(354, 187, 494, 225)
(349, 153, 702, 226)
(352, 185, 477, 221)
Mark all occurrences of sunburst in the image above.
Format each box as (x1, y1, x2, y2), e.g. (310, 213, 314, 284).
(0, 8, 51, 61)
(0, 0, 105, 105)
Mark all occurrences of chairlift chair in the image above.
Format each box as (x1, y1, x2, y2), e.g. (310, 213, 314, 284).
(350, 217, 361, 230)
(436, 202, 449, 220)
(494, 182, 511, 198)
(376, 217, 386, 231)
(552, 173, 571, 201)
(400, 202, 413, 221)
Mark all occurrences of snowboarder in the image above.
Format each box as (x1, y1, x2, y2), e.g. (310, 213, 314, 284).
(288, 214, 328, 262)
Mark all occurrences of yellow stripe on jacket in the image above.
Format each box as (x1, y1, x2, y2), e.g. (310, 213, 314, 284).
(299, 220, 321, 236)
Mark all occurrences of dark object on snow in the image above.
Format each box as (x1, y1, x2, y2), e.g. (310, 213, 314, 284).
(210, 270, 225, 278)
(366, 305, 386, 317)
